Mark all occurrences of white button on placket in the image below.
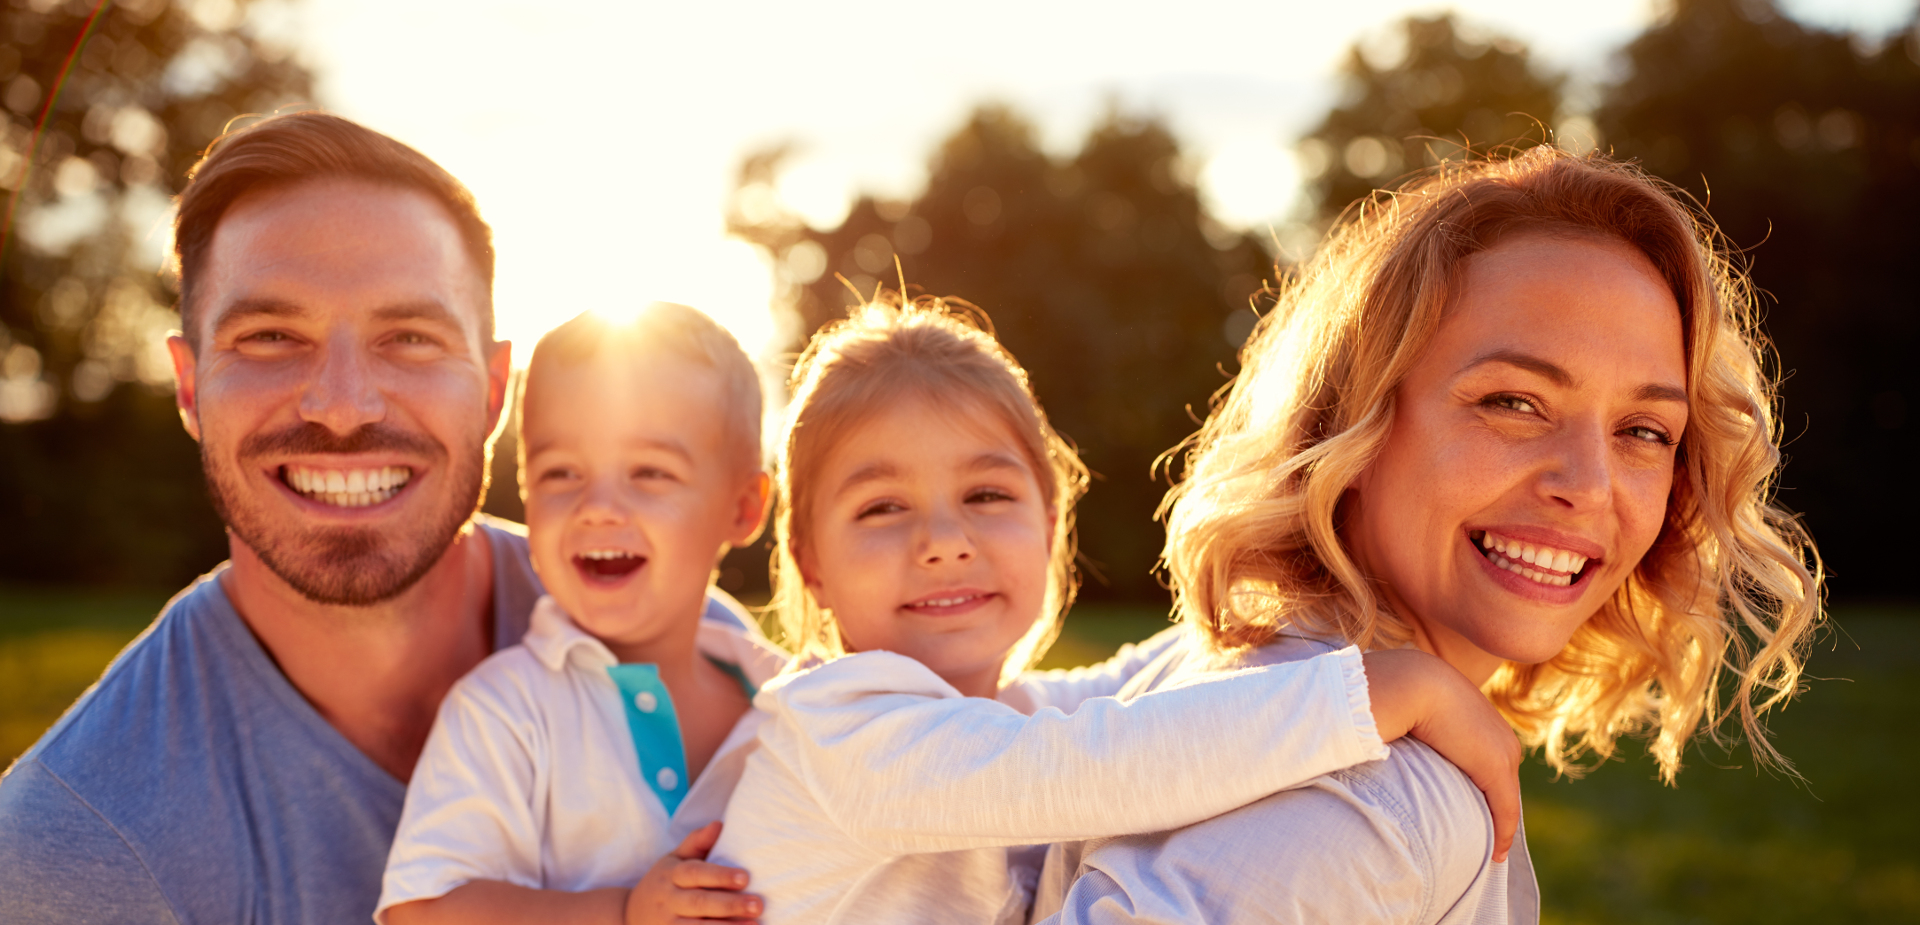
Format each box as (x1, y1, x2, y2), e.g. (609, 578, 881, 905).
(656, 768, 679, 790)
(634, 691, 658, 713)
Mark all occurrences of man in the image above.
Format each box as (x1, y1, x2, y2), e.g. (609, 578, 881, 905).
(0, 111, 752, 924)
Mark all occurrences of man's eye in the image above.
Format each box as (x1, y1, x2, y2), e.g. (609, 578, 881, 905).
(243, 330, 291, 343)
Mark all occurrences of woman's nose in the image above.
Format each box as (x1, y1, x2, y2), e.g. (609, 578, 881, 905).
(1541, 425, 1613, 513)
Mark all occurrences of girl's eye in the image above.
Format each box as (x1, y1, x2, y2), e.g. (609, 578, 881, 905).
(967, 488, 1015, 505)
(1484, 393, 1540, 414)
(857, 500, 904, 519)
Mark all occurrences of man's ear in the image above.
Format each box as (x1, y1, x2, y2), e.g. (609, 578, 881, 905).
(167, 334, 202, 442)
(483, 339, 513, 437)
(729, 470, 773, 546)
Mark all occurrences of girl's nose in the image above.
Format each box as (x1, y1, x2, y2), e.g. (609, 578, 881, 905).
(919, 508, 976, 565)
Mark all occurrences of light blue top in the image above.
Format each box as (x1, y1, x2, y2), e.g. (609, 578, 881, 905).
(1032, 633, 1541, 925)
(0, 518, 752, 925)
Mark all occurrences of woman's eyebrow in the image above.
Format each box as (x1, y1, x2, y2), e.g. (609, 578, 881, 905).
(1632, 383, 1689, 404)
(1459, 349, 1571, 385)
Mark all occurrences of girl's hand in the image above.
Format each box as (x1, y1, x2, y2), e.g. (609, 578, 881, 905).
(1361, 649, 1523, 862)
(625, 822, 764, 924)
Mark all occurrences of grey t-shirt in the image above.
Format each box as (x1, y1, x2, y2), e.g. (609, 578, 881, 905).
(0, 518, 751, 925)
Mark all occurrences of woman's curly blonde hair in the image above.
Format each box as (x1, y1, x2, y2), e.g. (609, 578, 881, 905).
(1160, 146, 1823, 782)
(770, 293, 1090, 687)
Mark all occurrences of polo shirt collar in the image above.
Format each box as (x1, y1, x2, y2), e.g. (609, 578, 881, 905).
(523, 594, 790, 683)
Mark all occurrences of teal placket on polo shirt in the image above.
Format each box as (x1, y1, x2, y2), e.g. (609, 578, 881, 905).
(607, 658, 759, 815)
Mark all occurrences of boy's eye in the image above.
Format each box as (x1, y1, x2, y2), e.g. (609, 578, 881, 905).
(537, 466, 576, 483)
(631, 466, 676, 481)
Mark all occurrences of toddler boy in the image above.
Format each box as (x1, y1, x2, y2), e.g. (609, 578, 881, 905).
(379, 304, 778, 925)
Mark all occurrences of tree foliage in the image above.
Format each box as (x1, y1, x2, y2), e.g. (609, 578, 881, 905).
(732, 105, 1275, 601)
(1596, 0, 1920, 597)
(0, 0, 310, 586)
(1299, 13, 1563, 226)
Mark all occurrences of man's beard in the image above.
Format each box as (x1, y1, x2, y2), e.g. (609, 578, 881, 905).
(202, 420, 490, 607)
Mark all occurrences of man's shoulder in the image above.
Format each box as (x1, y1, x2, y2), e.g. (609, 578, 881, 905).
(0, 757, 180, 923)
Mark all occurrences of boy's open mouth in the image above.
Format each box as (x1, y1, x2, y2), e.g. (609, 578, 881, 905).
(575, 549, 645, 580)
(1470, 530, 1596, 588)
(281, 464, 412, 508)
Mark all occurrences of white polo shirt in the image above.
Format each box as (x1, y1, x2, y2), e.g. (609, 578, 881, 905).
(377, 595, 788, 921)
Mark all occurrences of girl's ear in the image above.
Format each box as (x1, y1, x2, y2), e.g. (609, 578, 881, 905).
(796, 543, 832, 610)
(1045, 503, 1059, 553)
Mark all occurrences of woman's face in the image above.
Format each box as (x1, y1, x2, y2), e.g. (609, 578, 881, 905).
(1346, 232, 1688, 684)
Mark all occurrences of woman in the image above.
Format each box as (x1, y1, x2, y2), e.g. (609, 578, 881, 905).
(1032, 146, 1823, 923)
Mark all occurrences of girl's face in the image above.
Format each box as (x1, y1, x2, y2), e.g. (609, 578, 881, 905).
(1345, 233, 1689, 684)
(802, 394, 1054, 698)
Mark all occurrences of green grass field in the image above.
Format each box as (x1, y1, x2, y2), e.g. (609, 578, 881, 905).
(3, 589, 1913, 923)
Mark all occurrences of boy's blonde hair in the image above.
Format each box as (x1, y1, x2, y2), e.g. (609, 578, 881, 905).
(1161, 147, 1823, 782)
(772, 294, 1089, 686)
(516, 304, 764, 489)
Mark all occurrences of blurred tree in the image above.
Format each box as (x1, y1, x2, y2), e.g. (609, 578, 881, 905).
(732, 104, 1275, 602)
(0, 0, 311, 586)
(1597, 0, 1920, 600)
(1299, 12, 1563, 226)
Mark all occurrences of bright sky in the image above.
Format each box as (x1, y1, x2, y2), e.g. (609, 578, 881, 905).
(285, 0, 1913, 360)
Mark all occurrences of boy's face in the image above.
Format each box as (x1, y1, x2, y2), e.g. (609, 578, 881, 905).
(521, 351, 767, 661)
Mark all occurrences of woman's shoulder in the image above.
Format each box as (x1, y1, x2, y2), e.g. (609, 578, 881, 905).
(1054, 738, 1526, 924)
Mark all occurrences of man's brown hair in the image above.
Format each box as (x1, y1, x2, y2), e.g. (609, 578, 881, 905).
(172, 110, 496, 346)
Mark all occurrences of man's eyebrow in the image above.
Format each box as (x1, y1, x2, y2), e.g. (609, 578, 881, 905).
(1460, 349, 1573, 386)
(371, 300, 463, 327)
(209, 297, 305, 338)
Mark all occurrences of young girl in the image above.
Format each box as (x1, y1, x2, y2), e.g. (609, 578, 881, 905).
(710, 295, 1526, 924)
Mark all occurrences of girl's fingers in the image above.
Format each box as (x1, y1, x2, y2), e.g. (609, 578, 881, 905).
(669, 887, 764, 920)
(671, 860, 751, 890)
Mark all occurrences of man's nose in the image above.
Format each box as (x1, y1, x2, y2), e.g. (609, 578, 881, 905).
(298, 334, 386, 435)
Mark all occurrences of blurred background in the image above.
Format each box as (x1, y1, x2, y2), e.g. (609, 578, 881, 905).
(1, 0, 1916, 920)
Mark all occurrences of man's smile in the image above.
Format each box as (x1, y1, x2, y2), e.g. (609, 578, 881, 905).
(280, 464, 413, 508)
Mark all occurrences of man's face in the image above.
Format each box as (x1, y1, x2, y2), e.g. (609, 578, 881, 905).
(168, 178, 511, 606)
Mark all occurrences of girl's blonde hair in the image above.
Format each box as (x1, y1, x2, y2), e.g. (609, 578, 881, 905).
(771, 294, 1090, 686)
(1161, 146, 1823, 782)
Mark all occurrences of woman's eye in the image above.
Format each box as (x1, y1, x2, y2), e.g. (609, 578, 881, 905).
(1622, 424, 1675, 446)
(1485, 393, 1540, 414)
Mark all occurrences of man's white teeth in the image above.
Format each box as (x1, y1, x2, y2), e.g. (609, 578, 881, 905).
(285, 465, 411, 508)
(579, 549, 635, 561)
(1474, 530, 1588, 588)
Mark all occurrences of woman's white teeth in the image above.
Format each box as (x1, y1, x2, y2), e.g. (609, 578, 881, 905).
(285, 465, 412, 508)
(1474, 530, 1588, 588)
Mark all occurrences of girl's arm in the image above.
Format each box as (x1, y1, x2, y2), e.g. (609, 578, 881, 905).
(1012, 625, 1187, 713)
(763, 644, 1518, 859)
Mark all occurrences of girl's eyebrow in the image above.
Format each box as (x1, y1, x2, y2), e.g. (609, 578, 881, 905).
(835, 462, 899, 498)
(964, 452, 1026, 475)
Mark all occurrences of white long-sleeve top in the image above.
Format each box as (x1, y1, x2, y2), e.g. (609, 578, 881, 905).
(1029, 634, 1539, 925)
(710, 626, 1387, 925)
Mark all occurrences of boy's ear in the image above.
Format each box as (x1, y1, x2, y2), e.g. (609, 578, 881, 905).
(728, 470, 773, 546)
